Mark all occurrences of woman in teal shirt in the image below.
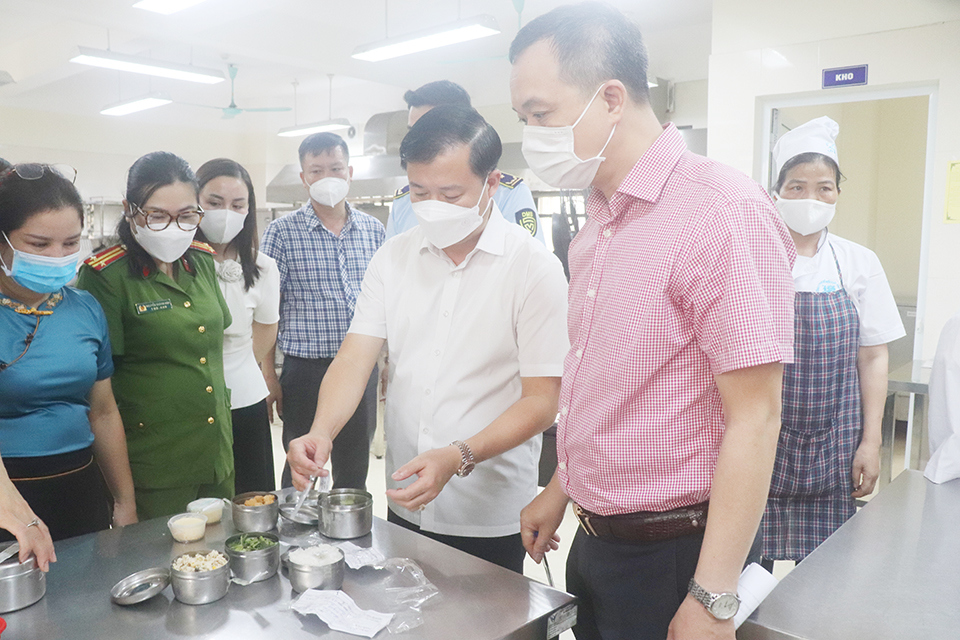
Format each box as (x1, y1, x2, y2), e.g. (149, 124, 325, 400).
(77, 152, 234, 520)
(0, 164, 137, 567)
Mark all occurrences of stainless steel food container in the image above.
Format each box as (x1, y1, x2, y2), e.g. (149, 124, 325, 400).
(224, 532, 280, 584)
(170, 553, 230, 605)
(284, 549, 345, 593)
(231, 492, 279, 532)
(0, 554, 45, 613)
(319, 488, 373, 539)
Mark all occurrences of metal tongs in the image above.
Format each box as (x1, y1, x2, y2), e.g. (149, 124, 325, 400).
(542, 553, 555, 588)
(292, 475, 317, 518)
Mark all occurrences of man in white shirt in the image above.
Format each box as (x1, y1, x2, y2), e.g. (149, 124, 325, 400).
(386, 80, 545, 244)
(286, 105, 569, 571)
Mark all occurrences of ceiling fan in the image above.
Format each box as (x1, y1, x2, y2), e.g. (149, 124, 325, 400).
(184, 64, 291, 119)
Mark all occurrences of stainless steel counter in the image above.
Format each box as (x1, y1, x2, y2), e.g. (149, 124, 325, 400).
(1, 513, 575, 639)
(880, 360, 931, 488)
(739, 470, 959, 640)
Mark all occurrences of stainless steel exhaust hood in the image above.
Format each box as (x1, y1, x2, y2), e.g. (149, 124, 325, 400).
(266, 109, 536, 204)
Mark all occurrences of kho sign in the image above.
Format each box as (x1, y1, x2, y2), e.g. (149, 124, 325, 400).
(822, 65, 868, 88)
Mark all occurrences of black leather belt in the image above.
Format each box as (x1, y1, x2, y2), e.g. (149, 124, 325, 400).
(573, 501, 709, 543)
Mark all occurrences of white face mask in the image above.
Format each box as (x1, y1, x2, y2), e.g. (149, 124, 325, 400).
(775, 197, 836, 236)
(133, 222, 196, 264)
(521, 84, 617, 189)
(309, 177, 350, 208)
(411, 183, 490, 249)
(199, 208, 247, 244)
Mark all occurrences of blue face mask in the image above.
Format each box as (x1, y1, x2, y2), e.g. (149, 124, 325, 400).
(1, 232, 80, 294)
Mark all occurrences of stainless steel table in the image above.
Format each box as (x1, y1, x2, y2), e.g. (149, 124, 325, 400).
(880, 361, 931, 488)
(1, 513, 575, 639)
(739, 470, 959, 640)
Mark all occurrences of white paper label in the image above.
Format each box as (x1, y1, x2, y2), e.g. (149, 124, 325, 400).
(291, 590, 393, 638)
(336, 541, 386, 569)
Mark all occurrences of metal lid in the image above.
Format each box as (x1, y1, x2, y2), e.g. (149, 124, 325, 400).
(110, 567, 170, 605)
(0, 549, 38, 580)
(279, 504, 319, 525)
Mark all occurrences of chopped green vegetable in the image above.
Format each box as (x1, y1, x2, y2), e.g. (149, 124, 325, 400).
(228, 534, 277, 552)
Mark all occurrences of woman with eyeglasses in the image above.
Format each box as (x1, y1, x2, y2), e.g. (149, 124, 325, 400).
(194, 158, 279, 494)
(0, 164, 137, 569)
(77, 151, 235, 520)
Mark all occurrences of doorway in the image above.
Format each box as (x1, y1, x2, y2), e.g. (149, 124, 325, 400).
(771, 96, 928, 371)
(760, 86, 937, 369)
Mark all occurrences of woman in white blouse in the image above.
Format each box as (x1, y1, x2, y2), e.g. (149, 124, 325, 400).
(196, 159, 280, 493)
(759, 117, 906, 565)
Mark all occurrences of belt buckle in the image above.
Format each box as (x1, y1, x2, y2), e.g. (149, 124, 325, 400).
(573, 504, 599, 537)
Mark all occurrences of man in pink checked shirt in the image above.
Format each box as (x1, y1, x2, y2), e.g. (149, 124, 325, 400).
(509, 3, 796, 640)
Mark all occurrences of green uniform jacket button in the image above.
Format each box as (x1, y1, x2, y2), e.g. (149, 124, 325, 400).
(205, 386, 213, 393)
(198, 326, 205, 333)
(200, 357, 207, 364)
(208, 417, 215, 424)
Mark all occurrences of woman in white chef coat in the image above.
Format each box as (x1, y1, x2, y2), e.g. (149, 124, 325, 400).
(761, 117, 906, 564)
(195, 158, 280, 493)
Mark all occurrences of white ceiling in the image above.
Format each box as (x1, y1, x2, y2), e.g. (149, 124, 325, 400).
(0, 0, 712, 135)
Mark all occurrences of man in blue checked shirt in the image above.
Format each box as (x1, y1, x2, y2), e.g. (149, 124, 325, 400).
(261, 132, 385, 490)
(386, 80, 544, 244)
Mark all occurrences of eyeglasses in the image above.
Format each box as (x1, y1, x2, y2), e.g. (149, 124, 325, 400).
(7, 163, 78, 184)
(128, 203, 205, 231)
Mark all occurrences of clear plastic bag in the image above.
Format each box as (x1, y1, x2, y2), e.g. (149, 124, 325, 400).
(368, 558, 441, 634)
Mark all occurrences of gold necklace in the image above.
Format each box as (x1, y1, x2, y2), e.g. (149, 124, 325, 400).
(0, 292, 63, 315)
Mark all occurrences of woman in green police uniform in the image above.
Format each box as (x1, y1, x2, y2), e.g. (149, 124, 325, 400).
(76, 151, 234, 519)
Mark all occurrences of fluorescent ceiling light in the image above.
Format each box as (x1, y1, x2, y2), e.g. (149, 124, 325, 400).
(352, 15, 500, 62)
(648, 79, 658, 88)
(133, 0, 207, 14)
(278, 118, 352, 138)
(100, 93, 172, 116)
(70, 47, 225, 84)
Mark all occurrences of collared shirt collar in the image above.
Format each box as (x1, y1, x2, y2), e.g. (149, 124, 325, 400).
(419, 203, 508, 260)
(302, 200, 356, 235)
(618, 123, 686, 204)
(591, 123, 687, 224)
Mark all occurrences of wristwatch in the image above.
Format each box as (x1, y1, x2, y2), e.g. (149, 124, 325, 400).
(451, 440, 476, 477)
(687, 577, 740, 620)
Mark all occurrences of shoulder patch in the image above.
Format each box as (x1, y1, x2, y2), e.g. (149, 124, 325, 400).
(189, 240, 216, 255)
(393, 185, 410, 200)
(499, 172, 523, 189)
(516, 208, 539, 237)
(83, 245, 127, 271)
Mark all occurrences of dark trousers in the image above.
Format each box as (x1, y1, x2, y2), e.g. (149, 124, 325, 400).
(1, 447, 111, 542)
(567, 528, 704, 640)
(387, 509, 525, 573)
(279, 355, 377, 490)
(232, 399, 276, 494)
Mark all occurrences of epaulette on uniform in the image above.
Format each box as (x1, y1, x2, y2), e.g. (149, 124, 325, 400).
(83, 245, 127, 271)
(189, 240, 216, 255)
(393, 185, 410, 200)
(499, 173, 523, 189)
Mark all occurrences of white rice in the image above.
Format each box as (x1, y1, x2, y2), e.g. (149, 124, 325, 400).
(288, 544, 341, 567)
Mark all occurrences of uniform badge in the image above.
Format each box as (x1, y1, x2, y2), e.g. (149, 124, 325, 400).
(136, 299, 173, 314)
(516, 208, 539, 237)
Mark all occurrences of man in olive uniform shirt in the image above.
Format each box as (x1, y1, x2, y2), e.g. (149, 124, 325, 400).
(77, 240, 234, 518)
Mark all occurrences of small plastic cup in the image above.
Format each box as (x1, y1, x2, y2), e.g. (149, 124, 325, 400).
(167, 513, 208, 543)
(187, 498, 224, 524)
